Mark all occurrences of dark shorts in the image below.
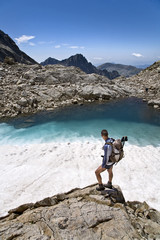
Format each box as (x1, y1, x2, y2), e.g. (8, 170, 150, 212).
(103, 163, 115, 169)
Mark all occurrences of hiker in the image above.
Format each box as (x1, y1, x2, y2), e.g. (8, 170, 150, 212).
(95, 129, 115, 191)
(145, 87, 149, 93)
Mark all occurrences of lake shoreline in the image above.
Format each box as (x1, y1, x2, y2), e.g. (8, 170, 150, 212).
(0, 96, 128, 123)
(1, 96, 159, 125)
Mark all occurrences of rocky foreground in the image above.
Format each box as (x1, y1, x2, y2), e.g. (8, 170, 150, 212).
(0, 184, 160, 240)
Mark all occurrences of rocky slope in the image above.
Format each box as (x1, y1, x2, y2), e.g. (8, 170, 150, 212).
(0, 61, 130, 119)
(114, 60, 160, 109)
(98, 62, 143, 77)
(0, 183, 160, 240)
(0, 30, 37, 64)
(41, 54, 120, 80)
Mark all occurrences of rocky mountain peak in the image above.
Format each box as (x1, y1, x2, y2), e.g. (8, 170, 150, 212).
(41, 54, 120, 80)
(41, 57, 59, 65)
(66, 53, 88, 63)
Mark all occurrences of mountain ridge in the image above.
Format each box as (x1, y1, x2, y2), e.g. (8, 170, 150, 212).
(97, 62, 143, 77)
(0, 30, 37, 65)
(41, 54, 120, 80)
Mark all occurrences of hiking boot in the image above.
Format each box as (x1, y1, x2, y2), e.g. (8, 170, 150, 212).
(104, 181, 112, 189)
(96, 184, 105, 191)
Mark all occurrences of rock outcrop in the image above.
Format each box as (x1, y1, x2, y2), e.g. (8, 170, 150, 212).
(0, 61, 129, 119)
(0, 183, 160, 240)
(0, 30, 37, 65)
(41, 54, 120, 80)
(114, 60, 160, 109)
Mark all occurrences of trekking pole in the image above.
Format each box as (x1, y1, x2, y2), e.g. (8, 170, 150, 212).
(121, 136, 128, 146)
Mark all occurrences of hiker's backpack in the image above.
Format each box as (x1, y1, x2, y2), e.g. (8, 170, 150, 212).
(105, 138, 124, 164)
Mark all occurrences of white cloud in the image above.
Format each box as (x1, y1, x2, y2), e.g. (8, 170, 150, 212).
(69, 45, 85, 49)
(93, 57, 103, 60)
(69, 46, 79, 49)
(55, 45, 61, 48)
(132, 53, 143, 57)
(29, 42, 35, 46)
(15, 35, 35, 44)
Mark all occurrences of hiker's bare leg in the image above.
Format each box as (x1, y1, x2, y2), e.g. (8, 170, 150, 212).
(107, 166, 113, 182)
(95, 165, 106, 184)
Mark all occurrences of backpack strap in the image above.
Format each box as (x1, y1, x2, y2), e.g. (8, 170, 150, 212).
(105, 142, 113, 146)
(105, 138, 114, 146)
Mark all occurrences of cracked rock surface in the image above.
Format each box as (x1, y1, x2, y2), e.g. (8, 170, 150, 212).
(0, 184, 160, 240)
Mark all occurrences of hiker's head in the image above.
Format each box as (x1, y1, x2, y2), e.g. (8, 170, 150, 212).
(101, 129, 108, 140)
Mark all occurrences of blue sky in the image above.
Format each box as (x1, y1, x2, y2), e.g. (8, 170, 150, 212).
(0, 0, 160, 65)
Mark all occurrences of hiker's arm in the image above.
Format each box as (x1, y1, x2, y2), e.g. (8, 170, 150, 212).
(102, 145, 109, 168)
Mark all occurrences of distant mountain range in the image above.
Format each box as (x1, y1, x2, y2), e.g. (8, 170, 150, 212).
(0, 30, 37, 64)
(41, 55, 146, 78)
(0, 29, 148, 78)
(41, 54, 120, 80)
(97, 63, 143, 77)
